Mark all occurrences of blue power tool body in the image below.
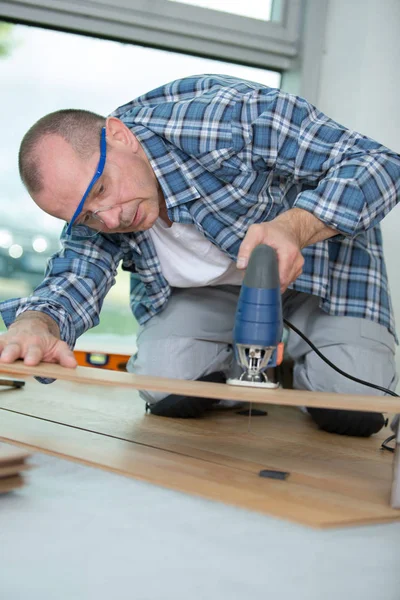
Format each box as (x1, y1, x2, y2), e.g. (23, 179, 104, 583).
(229, 244, 283, 387)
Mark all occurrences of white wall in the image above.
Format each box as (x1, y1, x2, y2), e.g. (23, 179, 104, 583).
(310, 0, 400, 386)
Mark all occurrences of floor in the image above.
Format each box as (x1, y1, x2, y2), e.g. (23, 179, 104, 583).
(0, 375, 400, 598)
(0, 452, 399, 600)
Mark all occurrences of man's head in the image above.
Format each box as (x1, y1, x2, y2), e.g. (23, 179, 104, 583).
(19, 109, 164, 235)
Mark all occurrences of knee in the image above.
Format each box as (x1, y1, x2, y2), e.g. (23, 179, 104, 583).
(128, 338, 232, 380)
(293, 345, 394, 437)
(126, 338, 233, 405)
(293, 344, 397, 396)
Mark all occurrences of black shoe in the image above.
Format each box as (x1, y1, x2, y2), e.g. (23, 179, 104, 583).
(146, 371, 226, 418)
(307, 407, 386, 437)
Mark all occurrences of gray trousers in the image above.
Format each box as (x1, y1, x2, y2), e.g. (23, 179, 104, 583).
(127, 286, 398, 406)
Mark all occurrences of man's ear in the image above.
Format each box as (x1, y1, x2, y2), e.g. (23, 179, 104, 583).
(105, 117, 139, 152)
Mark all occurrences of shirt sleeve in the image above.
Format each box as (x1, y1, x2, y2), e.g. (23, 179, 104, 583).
(234, 87, 400, 236)
(0, 232, 125, 383)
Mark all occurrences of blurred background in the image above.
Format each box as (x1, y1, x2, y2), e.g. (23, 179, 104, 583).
(0, 0, 399, 367)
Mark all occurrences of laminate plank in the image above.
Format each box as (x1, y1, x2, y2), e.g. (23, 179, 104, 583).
(0, 442, 31, 486)
(1, 411, 399, 528)
(392, 424, 400, 508)
(0, 379, 399, 527)
(0, 379, 394, 476)
(0, 463, 32, 477)
(0, 377, 391, 464)
(1, 361, 400, 413)
(0, 442, 30, 464)
(0, 474, 24, 494)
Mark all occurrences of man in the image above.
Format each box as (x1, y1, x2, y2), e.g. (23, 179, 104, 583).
(0, 74, 399, 436)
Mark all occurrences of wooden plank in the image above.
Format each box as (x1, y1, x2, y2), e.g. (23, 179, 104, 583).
(1, 361, 400, 413)
(1, 411, 399, 529)
(0, 474, 24, 494)
(0, 442, 30, 464)
(0, 378, 391, 466)
(0, 463, 32, 478)
(0, 442, 31, 481)
(391, 423, 400, 508)
(0, 378, 399, 528)
(0, 379, 393, 487)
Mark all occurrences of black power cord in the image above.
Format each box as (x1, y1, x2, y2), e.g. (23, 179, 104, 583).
(283, 318, 399, 452)
(381, 434, 396, 452)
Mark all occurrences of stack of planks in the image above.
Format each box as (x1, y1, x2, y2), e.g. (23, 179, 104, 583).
(0, 442, 31, 494)
(392, 423, 400, 508)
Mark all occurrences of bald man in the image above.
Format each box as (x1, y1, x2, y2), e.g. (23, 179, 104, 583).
(1, 74, 399, 435)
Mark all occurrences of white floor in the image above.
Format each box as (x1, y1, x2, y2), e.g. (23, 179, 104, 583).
(1, 453, 399, 600)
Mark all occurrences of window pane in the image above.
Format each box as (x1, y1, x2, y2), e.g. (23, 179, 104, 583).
(167, 0, 273, 21)
(0, 23, 280, 343)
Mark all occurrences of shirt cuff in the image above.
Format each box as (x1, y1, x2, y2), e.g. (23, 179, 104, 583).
(293, 193, 360, 237)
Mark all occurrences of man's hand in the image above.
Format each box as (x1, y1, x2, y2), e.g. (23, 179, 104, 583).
(0, 312, 77, 368)
(237, 208, 337, 292)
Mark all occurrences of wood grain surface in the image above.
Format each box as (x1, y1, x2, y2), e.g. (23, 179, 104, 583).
(0, 463, 32, 477)
(0, 442, 30, 464)
(0, 474, 24, 494)
(1, 361, 400, 413)
(392, 424, 400, 508)
(0, 377, 399, 528)
(0, 441, 30, 493)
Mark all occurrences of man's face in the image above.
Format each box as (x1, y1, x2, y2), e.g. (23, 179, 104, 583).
(33, 118, 163, 234)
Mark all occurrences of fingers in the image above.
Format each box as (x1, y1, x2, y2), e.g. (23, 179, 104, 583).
(0, 342, 23, 364)
(237, 223, 304, 290)
(236, 224, 264, 269)
(0, 341, 45, 366)
(0, 335, 77, 369)
(278, 249, 304, 292)
(56, 343, 78, 368)
(19, 339, 76, 368)
(24, 345, 44, 366)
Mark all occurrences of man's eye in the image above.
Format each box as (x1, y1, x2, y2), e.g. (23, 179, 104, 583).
(99, 184, 105, 195)
(81, 213, 91, 224)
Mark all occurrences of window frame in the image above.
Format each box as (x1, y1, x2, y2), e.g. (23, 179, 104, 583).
(0, 0, 302, 70)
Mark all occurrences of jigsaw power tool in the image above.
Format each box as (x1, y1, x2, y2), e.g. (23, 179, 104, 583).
(227, 244, 284, 389)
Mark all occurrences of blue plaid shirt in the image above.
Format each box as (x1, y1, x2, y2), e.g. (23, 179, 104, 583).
(2, 74, 400, 348)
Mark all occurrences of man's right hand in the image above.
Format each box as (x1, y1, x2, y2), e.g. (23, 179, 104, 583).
(0, 312, 77, 368)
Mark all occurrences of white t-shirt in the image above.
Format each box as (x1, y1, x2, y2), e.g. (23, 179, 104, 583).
(148, 218, 244, 288)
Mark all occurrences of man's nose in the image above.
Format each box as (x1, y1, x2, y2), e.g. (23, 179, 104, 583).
(99, 206, 122, 230)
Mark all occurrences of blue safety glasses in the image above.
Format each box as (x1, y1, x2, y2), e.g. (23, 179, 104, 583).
(65, 126, 107, 236)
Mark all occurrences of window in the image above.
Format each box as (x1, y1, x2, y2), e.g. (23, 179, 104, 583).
(166, 0, 275, 21)
(0, 0, 301, 70)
